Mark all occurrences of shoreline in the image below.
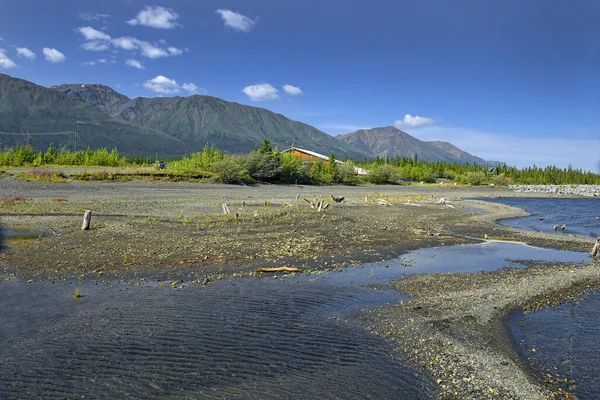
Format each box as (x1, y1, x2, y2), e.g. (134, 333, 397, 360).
(1, 179, 599, 398)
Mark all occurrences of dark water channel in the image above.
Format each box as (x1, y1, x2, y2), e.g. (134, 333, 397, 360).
(484, 197, 600, 238)
(510, 292, 600, 399)
(486, 197, 600, 398)
(0, 217, 591, 399)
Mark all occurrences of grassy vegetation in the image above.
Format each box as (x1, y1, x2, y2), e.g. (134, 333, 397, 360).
(1, 141, 598, 185)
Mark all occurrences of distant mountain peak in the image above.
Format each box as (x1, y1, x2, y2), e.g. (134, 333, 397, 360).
(52, 83, 130, 115)
(337, 126, 490, 165)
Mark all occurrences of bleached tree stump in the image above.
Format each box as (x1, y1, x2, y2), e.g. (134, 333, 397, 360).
(81, 210, 92, 231)
(591, 237, 600, 257)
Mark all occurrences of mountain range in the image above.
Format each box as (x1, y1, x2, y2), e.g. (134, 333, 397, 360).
(0, 73, 494, 164)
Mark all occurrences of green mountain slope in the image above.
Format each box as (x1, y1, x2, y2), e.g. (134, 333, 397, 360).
(337, 126, 490, 164)
(0, 74, 187, 156)
(110, 95, 370, 159)
(52, 83, 131, 115)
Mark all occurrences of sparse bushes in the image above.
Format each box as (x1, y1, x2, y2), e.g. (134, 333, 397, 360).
(0, 144, 126, 167)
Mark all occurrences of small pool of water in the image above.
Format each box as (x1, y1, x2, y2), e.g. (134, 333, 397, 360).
(510, 290, 600, 398)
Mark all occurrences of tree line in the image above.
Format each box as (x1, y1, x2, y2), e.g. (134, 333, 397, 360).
(1, 142, 598, 185)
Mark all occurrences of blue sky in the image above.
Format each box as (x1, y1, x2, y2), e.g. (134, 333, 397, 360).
(0, 0, 599, 171)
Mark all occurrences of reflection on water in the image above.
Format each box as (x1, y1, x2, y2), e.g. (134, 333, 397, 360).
(0, 239, 590, 399)
(484, 197, 600, 238)
(0, 276, 432, 399)
(510, 291, 600, 398)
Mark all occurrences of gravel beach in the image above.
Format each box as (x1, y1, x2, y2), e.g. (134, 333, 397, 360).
(1, 176, 599, 399)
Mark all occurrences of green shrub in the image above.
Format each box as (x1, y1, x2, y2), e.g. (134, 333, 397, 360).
(212, 156, 253, 184)
(366, 165, 401, 184)
(279, 153, 310, 183)
(246, 150, 282, 181)
(461, 171, 487, 186)
(490, 173, 508, 186)
(336, 162, 360, 185)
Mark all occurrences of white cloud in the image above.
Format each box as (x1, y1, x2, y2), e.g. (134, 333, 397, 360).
(167, 46, 182, 56)
(0, 37, 4, 41)
(143, 75, 181, 94)
(394, 114, 435, 128)
(242, 83, 278, 101)
(43, 47, 66, 63)
(128, 6, 180, 29)
(16, 47, 36, 60)
(136, 40, 169, 58)
(82, 60, 96, 66)
(78, 26, 111, 41)
(182, 82, 207, 95)
(110, 36, 182, 59)
(126, 59, 144, 69)
(143, 76, 205, 95)
(215, 9, 256, 32)
(282, 84, 302, 96)
(78, 13, 110, 21)
(81, 41, 110, 51)
(75, 26, 184, 59)
(111, 36, 136, 50)
(409, 125, 600, 172)
(0, 48, 17, 69)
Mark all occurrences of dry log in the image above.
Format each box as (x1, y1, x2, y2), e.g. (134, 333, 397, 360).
(317, 200, 323, 212)
(257, 266, 300, 272)
(81, 210, 92, 230)
(222, 203, 230, 215)
(304, 199, 316, 209)
(591, 237, 600, 257)
(376, 198, 391, 206)
(331, 195, 345, 203)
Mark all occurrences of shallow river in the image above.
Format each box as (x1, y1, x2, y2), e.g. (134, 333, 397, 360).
(485, 197, 600, 238)
(0, 234, 589, 399)
(488, 196, 600, 399)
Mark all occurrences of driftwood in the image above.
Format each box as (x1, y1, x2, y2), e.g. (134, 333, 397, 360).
(296, 194, 300, 200)
(376, 198, 392, 206)
(331, 195, 345, 203)
(591, 237, 600, 257)
(257, 266, 300, 272)
(304, 199, 316, 209)
(317, 200, 323, 212)
(81, 210, 92, 230)
(222, 203, 230, 215)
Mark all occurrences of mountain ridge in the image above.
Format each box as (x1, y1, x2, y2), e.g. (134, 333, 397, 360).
(337, 126, 492, 165)
(2, 73, 496, 164)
